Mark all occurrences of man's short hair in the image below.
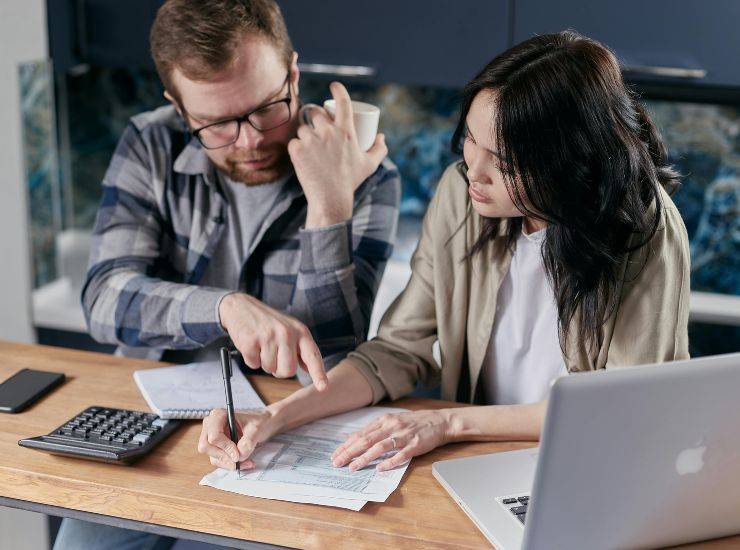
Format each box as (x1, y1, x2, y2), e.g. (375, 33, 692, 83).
(150, 0, 293, 95)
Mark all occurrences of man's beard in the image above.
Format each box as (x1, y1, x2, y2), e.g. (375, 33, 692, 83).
(215, 144, 292, 186)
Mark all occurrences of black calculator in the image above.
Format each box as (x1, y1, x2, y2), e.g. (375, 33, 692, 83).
(18, 406, 180, 464)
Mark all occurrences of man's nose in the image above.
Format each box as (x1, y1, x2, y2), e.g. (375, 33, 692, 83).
(234, 121, 263, 149)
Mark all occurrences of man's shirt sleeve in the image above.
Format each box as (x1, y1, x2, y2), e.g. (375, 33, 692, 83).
(82, 122, 230, 349)
(288, 161, 401, 379)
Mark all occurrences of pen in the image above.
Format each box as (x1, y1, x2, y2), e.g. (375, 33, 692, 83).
(219, 346, 241, 475)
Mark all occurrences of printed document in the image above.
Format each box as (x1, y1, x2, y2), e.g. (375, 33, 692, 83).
(200, 406, 411, 510)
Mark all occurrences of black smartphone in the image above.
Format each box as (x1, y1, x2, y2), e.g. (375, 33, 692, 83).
(0, 368, 65, 413)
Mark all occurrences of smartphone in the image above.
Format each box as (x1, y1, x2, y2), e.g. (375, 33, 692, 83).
(0, 368, 65, 413)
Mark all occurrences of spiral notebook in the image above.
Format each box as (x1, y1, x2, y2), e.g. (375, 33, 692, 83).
(133, 360, 265, 419)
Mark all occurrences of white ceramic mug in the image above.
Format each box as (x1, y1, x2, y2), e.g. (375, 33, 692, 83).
(300, 99, 380, 151)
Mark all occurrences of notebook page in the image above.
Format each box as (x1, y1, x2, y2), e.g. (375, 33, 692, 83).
(134, 360, 265, 415)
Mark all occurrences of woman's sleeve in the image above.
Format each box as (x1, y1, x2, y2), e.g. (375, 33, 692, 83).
(343, 173, 452, 404)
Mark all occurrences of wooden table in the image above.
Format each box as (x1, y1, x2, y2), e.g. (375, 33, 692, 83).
(0, 342, 737, 549)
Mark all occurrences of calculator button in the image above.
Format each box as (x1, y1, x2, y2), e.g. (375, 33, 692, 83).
(132, 434, 151, 445)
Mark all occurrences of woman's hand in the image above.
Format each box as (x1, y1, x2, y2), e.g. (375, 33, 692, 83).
(197, 408, 282, 470)
(331, 409, 452, 472)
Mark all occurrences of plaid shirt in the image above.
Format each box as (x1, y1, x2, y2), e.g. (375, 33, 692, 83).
(82, 105, 401, 367)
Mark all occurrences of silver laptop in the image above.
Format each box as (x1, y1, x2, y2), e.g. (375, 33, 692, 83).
(433, 353, 740, 549)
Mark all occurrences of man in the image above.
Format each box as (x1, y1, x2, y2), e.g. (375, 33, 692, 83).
(80, 0, 400, 389)
(57, 0, 400, 548)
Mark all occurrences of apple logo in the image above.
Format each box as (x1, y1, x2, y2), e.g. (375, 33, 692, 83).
(675, 441, 707, 476)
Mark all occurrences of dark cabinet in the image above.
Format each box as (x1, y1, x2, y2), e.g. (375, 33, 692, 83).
(47, 0, 740, 91)
(49, 0, 511, 88)
(513, 0, 740, 88)
(47, 0, 161, 73)
(278, 0, 511, 88)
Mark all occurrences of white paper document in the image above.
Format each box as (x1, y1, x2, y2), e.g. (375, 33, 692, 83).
(200, 406, 411, 510)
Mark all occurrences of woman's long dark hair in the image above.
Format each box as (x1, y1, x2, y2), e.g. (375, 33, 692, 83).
(452, 30, 679, 355)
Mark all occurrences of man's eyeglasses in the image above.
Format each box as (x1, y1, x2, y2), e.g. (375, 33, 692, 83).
(191, 71, 292, 150)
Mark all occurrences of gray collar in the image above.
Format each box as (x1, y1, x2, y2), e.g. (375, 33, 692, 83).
(173, 137, 213, 176)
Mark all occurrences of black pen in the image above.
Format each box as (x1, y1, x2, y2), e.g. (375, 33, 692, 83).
(219, 346, 241, 475)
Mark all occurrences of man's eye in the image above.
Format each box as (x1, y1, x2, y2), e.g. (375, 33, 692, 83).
(253, 103, 280, 116)
(202, 120, 235, 137)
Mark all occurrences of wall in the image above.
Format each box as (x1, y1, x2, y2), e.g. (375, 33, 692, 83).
(0, 3, 49, 549)
(0, 0, 42, 343)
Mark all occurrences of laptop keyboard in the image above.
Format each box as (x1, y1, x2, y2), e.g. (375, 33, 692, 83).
(499, 494, 531, 524)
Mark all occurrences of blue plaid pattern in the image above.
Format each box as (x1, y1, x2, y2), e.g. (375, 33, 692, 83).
(82, 105, 401, 365)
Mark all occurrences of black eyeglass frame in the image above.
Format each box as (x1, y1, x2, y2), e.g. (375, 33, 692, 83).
(190, 71, 293, 150)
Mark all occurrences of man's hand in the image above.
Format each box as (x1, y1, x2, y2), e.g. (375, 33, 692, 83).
(219, 293, 328, 390)
(288, 81, 388, 228)
(197, 408, 281, 470)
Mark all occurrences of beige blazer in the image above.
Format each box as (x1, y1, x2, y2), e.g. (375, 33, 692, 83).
(347, 163, 691, 404)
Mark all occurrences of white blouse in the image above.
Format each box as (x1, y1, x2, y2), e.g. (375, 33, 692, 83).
(479, 226, 568, 405)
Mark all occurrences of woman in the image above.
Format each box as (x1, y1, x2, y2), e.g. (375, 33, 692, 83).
(197, 31, 690, 473)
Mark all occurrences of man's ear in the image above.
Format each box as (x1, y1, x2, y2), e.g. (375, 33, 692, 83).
(290, 51, 300, 96)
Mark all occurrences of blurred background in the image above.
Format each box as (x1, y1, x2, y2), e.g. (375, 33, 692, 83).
(1, 1, 738, 547)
